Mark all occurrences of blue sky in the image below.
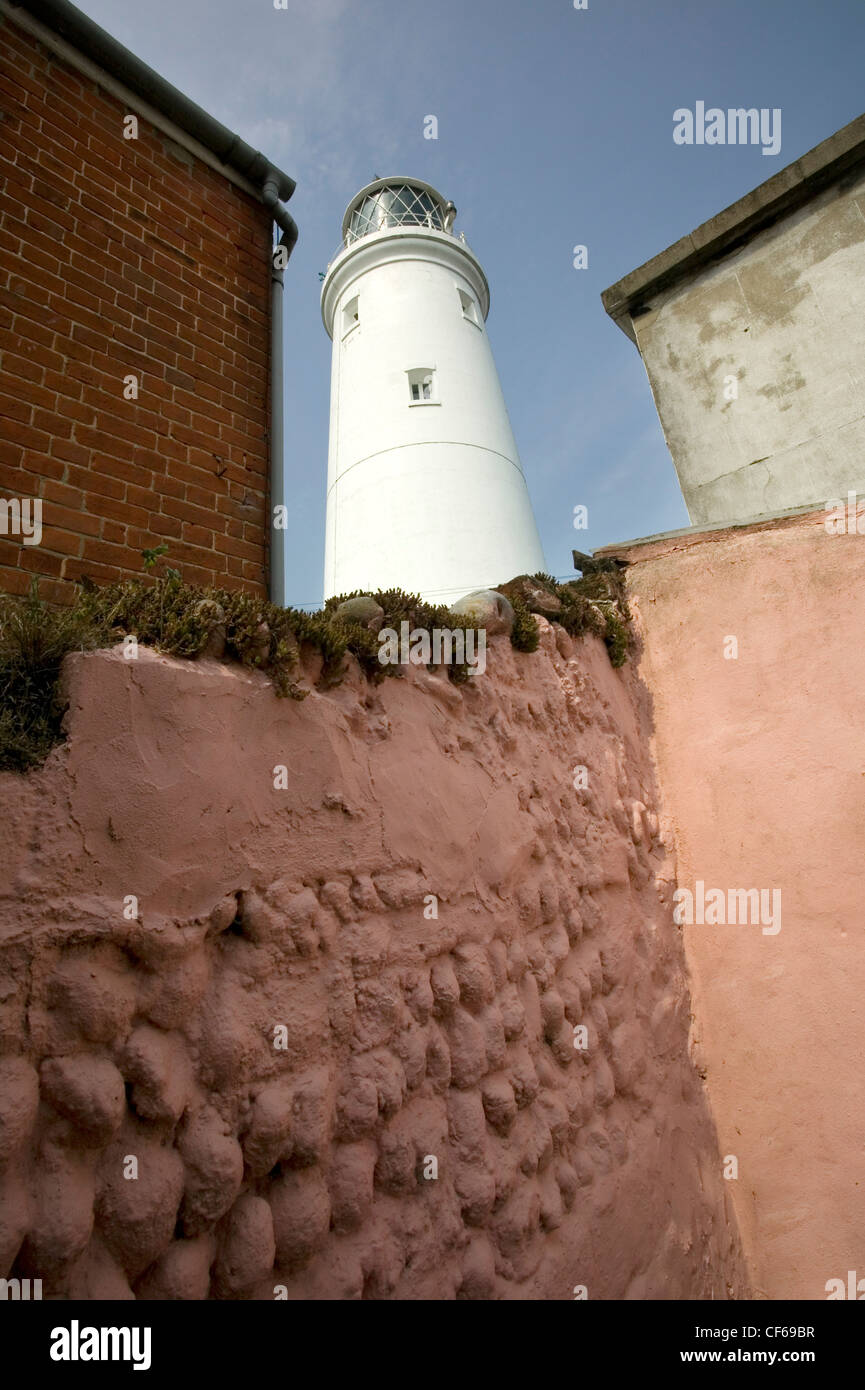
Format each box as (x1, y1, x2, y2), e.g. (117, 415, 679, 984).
(78, 0, 865, 607)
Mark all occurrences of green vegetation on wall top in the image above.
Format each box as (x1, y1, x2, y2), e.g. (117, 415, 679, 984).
(0, 558, 631, 773)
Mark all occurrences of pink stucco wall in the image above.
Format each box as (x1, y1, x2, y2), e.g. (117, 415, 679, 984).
(0, 623, 748, 1300)
(608, 508, 865, 1299)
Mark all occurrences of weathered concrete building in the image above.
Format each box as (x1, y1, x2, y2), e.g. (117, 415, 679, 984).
(602, 113, 865, 527)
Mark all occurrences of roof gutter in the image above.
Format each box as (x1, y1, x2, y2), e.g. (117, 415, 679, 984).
(7, 0, 295, 198)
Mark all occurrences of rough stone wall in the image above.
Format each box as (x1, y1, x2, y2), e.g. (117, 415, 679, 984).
(0, 625, 748, 1299)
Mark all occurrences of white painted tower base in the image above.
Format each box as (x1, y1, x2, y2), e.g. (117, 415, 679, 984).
(321, 178, 546, 604)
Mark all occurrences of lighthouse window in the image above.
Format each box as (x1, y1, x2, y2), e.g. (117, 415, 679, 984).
(458, 288, 480, 327)
(342, 296, 359, 337)
(347, 184, 445, 243)
(407, 368, 437, 404)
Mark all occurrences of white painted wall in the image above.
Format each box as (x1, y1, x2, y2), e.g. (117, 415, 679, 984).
(321, 221, 545, 603)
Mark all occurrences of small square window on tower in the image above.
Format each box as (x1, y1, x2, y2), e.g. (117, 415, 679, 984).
(342, 295, 359, 337)
(457, 287, 481, 327)
(407, 367, 438, 404)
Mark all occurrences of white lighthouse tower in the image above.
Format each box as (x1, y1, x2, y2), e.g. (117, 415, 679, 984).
(321, 177, 546, 603)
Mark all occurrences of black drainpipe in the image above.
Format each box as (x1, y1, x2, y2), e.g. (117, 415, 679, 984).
(261, 174, 299, 607)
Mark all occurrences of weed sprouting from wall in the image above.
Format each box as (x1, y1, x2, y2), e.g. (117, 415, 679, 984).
(500, 569, 632, 667)
(509, 595, 541, 652)
(0, 580, 103, 771)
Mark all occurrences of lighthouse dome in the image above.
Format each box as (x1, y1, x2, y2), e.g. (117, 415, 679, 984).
(343, 177, 453, 245)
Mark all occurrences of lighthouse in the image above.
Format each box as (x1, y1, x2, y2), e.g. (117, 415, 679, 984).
(320, 177, 546, 604)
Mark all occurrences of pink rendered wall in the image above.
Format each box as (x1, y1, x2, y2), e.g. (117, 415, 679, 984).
(614, 509, 865, 1299)
(0, 624, 747, 1300)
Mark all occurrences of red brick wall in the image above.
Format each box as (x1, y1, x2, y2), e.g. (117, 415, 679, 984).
(0, 12, 274, 603)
